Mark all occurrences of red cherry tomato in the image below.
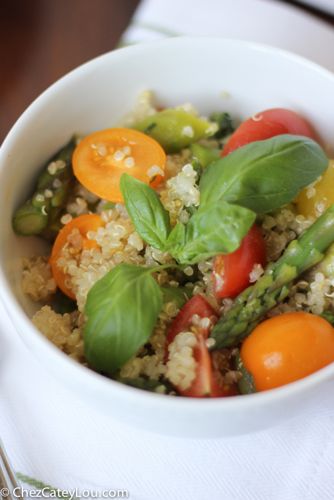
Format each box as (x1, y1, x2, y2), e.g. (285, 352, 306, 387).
(212, 224, 266, 299)
(180, 336, 225, 398)
(166, 294, 217, 344)
(166, 295, 233, 397)
(222, 108, 316, 156)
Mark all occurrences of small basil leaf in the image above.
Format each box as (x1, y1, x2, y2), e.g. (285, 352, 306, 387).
(161, 286, 192, 308)
(200, 135, 328, 214)
(120, 174, 171, 250)
(84, 263, 163, 374)
(173, 201, 256, 264)
(166, 222, 186, 253)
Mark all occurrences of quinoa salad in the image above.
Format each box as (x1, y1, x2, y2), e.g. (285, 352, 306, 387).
(13, 92, 334, 397)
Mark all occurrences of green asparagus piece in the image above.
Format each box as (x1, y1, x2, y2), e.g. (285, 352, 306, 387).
(12, 138, 76, 238)
(134, 109, 218, 153)
(190, 143, 220, 168)
(210, 204, 334, 349)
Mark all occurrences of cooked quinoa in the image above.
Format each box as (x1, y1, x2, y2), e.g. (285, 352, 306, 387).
(15, 94, 334, 396)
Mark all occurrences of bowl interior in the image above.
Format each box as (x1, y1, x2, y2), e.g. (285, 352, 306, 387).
(1, 37, 334, 436)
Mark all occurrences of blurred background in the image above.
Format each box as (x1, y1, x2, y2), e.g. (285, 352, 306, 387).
(1, 0, 333, 142)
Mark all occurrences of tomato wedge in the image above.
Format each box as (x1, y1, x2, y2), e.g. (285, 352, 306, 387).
(213, 224, 266, 299)
(73, 128, 166, 203)
(50, 214, 103, 299)
(222, 108, 316, 156)
(166, 294, 217, 345)
(166, 295, 232, 397)
(179, 335, 223, 397)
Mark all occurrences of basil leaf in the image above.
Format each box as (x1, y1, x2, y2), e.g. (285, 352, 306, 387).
(120, 174, 171, 250)
(84, 263, 163, 374)
(200, 135, 328, 213)
(161, 286, 192, 308)
(166, 222, 186, 254)
(171, 201, 256, 264)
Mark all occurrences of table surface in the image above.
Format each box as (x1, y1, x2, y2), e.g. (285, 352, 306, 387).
(0, 0, 333, 142)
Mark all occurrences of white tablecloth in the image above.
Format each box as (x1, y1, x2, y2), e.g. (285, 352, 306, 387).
(1, 1, 334, 498)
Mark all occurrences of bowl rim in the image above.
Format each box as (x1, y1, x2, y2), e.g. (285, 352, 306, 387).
(1, 36, 334, 412)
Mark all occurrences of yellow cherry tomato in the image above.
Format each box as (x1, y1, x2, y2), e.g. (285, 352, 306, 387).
(296, 159, 333, 218)
(240, 312, 334, 391)
(73, 128, 166, 203)
(50, 214, 103, 299)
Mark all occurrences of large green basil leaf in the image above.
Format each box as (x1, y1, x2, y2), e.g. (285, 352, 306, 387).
(200, 135, 328, 213)
(171, 201, 256, 264)
(120, 174, 171, 250)
(84, 264, 163, 374)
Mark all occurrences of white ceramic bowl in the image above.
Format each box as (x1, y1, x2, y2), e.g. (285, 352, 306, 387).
(1, 37, 334, 438)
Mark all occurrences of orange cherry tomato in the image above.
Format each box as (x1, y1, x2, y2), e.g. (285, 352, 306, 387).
(222, 108, 316, 157)
(240, 312, 334, 391)
(73, 128, 166, 203)
(212, 224, 266, 299)
(50, 214, 103, 299)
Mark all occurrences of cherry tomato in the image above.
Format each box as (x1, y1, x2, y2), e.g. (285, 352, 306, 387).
(166, 295, 232, 397)
(180, 335, 225, 398)
(73, 128, 166, 203)
(166, 294, 217, 344)
(296, 159, 333, 218)
(212, 224, 266, 299)
(240, 312, 334, 391)
(222, 108, 316, 156)
(50, 214, 103, 299)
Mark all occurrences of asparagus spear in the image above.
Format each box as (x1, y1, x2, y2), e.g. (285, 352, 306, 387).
(12, 138, 76, 239)
(210, 204, 334, 349)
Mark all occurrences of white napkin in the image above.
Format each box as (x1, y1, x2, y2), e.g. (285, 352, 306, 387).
(1, 1, 334, 498)
(122, 0, 334, 71)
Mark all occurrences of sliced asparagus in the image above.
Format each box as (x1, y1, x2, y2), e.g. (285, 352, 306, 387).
(210, 204, 334, 349)
(12, 138, 76, 238)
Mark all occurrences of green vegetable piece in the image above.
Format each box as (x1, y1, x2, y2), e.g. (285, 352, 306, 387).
(200, 134, 328, 214)
(210, 204, 334, 349)
(12, 202, 48, 236)
(190, 143, 220, 168)
(120, 173, 171, 250)
(134, 109, 218, 153)
(161, 286, 191, 308)
(84, 263, 163, 374)
(317, 242, 334, 277)
(210, 111, 234, 139)
(169, 201, 256, 264)
(235, 351, 256, 394)
(12, 138, 76, 237)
